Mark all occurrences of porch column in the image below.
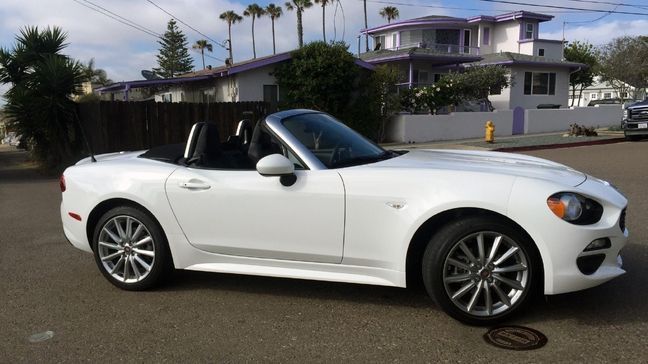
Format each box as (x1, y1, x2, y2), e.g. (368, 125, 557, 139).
(124, 84, 130, 101)
(408, 61, 413, 89)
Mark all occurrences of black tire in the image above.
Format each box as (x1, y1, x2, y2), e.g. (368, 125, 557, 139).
(92, 206, 171, 290)
(625, 134, 642, 141)
(422, 215, 541, 325)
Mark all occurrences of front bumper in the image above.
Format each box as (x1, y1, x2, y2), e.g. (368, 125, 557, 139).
(622, 120, 648, 136)
(509, 176, 628, 295)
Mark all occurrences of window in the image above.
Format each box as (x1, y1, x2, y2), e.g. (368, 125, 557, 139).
(263, 85, 278, 105)
(523, 72, 556, 95)
(538, 48, 545, 57)
(391, 33, 398, 49)
(418, 71, 429, 84)
(603, 92, 613, 99)
(590, 93, 598, 100)
(621, 92, 629, 99)
(162, 93, 172, 102)
(525, 23, 534, 39)
(483, 27, 490, 45)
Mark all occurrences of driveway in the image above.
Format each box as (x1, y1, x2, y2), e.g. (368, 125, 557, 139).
(1, 142, 647, 362)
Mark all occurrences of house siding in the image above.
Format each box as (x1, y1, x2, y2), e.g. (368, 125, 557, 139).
(507, 66, 569, 109)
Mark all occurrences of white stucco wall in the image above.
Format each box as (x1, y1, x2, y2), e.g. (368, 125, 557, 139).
(525, 105, 622, 134)
(533, 41, 563, 59)
(518, 41, 534, 56)
(508, 66, 569, 110)
(386, 111, 514, 143)
(386, 106, 622, 143)
(492, 22, 521, 53)
(235, 65, 279, 102)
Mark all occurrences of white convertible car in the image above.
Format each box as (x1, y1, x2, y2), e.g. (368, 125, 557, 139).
(60, 109, 628, 324)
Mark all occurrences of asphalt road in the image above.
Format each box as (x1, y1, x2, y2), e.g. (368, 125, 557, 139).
(1, 141, 647, 362)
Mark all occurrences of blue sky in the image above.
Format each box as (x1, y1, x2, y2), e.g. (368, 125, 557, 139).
(1, 0, 647, 104)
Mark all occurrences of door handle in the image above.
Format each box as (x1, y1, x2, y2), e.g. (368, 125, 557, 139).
(179, 181, 211, 190)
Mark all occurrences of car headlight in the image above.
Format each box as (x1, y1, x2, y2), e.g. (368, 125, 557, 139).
(623, 109, 628, 119)
(546, 192, 603, 225)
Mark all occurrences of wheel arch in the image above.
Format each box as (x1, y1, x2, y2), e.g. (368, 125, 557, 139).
(405, 207, 544, 290)
(86, 198, 169, 254)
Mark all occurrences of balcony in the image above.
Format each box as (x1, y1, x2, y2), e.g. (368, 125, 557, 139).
(383, 42, 480, 56)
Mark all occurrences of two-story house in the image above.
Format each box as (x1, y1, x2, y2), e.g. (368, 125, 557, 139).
(360, 11, 585, 110)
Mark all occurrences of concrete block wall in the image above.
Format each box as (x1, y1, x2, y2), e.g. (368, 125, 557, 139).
(387, 105, 623, 143)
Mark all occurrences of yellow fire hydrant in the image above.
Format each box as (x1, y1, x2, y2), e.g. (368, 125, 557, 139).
(485, 120, 495, 143)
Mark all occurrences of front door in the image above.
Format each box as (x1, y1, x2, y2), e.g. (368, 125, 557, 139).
(165, 167, 345, 263)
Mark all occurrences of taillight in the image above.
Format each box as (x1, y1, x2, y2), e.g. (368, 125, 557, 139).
(59, 174, 66, 192)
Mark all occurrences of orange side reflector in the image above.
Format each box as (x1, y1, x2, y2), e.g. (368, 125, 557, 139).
(546, 198, 565, 219)
(68, 212, 82, 221)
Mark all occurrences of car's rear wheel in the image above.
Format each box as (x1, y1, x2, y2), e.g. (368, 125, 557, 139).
(422, 216, 540, 325)
(92, 206, 170, 290)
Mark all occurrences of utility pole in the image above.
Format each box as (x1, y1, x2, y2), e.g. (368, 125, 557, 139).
(364, 0, 369, 52)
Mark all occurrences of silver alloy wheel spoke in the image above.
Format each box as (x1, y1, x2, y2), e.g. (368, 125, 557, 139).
(443, 231, 529, 317)
(98, 215, 155, 283)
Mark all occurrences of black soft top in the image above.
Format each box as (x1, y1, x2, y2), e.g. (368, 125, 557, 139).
(139, 143, 185, 164)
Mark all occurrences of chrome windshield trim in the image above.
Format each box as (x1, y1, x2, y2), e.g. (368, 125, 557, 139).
(265, 111, 328, 171)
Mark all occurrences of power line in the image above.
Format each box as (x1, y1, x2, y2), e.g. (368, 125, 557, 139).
(479, 0, 648, 15)
(143, 0, 228, 50)
(79, 0, 161, 37)
(72, 0, 161, 38)
(564, 0, 648, 10)
(191, 48, 225, 63)
(363, 0, 597, 14)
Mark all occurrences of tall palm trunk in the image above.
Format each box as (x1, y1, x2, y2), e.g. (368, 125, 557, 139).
(201, 49, 205, 69)
(227, 24, 234, 62)
(272, 19, 277, 54)
(297, 9, 304, 47)
(252, 17, 257, 58)
(363, 0, 368, 51)
(322, 5, 326, 43)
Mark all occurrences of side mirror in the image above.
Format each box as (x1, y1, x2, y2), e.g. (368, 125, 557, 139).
(256, 154, 297, 186)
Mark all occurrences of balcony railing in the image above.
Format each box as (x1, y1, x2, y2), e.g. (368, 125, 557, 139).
(385, 42, 480, 56)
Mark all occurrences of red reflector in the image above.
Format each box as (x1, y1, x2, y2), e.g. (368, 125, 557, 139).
(68, 212, 82, 221)
(59, 175, 66, 192)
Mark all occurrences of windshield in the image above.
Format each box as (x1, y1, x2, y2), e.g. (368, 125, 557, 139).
(281, 113, 392, 168)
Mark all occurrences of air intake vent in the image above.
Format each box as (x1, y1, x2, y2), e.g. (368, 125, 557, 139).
(619, 208, 626, 232)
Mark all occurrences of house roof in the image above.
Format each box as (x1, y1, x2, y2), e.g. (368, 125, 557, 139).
(97, 51, 375, 93)
(360, 47, 482, 65)
(363, 11, 553, 34)
(470, 52, 586, 69)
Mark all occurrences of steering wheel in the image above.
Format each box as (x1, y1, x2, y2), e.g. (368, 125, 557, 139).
(328, 142, 351, 167)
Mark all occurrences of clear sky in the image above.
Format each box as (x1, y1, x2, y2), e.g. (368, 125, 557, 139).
(1, 0, 647, 104)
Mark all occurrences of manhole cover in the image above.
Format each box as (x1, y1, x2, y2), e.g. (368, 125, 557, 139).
(483, 326, 547, 350)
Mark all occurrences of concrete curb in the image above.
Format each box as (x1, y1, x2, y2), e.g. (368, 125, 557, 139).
(493, 137, 626, 152)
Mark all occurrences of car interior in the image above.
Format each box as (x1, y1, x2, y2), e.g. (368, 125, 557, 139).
(139, 119, 287, 170)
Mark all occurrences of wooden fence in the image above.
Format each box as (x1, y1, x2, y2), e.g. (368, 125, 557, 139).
(77, 101, 274, 154)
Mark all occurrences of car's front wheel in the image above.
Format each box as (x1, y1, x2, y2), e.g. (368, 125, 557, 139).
(422, 216, 540, 325)
(92, 206, 170, 290)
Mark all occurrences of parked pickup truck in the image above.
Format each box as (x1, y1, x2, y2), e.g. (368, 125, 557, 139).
(623, 99, 648, 140)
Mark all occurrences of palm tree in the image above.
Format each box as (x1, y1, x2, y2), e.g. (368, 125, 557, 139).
(244, 4, 265, 59)
(83, 58, 112, 86)
(265, 4, 283, 54)
(363, 0, 368, 51)
(379, 6, 399, 24)
(285, 0, 313, 48)
(219, 10, 243, 63)
(314, 0, 333, 43)
(192, 39, 213, 69)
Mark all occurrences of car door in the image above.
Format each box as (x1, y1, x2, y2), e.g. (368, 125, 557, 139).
(165, 166, 345, 263)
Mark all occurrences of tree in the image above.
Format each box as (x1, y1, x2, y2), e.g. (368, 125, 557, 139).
(599, 36, 648, 101)
(220, 10, 243, 63)
(243, 4, 265, 59)
(154, 19, 193, 78)
(314, 0, 333, 43)
(284, 0, 313, 48)
(192, 39, 213, 69)
(265, 4, 283, 55)
(82, 58, 112, 86)
(451, 65, 511, 101)
(0, 26, 86, 168)
(564, 41, 597, 106)
(379, 6, 399, 24)
(274, 41, 397, 138)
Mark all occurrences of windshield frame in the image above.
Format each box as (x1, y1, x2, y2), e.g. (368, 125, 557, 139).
(265, 110, 388, 170)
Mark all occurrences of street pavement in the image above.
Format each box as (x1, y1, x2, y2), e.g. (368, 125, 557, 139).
(1, 141, 647, 362)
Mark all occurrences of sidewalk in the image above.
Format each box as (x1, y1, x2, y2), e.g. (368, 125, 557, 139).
(384, 129, 626, 152)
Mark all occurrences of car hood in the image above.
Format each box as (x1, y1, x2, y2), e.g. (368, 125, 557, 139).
(366, 149, 587, 187)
